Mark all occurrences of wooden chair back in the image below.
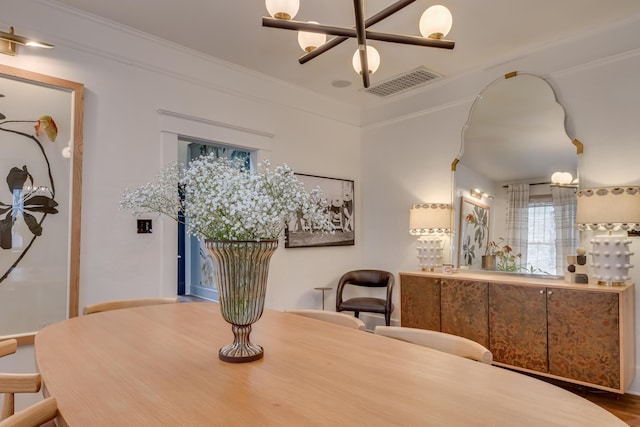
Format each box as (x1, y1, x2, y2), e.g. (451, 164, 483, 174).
(0, 341, 17, 359)
(286, 309, 367, 331)
(374, 326, 493, 364)
(82, 297, 179, 315)
(0, 340, 42, 422)
(0, 397, 57, 427)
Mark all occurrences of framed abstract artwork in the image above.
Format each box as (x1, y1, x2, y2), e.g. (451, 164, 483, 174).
(0, 65, 84, 343)
(457, 196, 490, 269)
(285, 174, 354, 248)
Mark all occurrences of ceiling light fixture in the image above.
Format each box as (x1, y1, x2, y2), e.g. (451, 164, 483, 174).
(0, 27, 54, 56)
(352, 45, 380, 75)
(297, 21, 326, 52)
(262, 0, 455, 88)
(551, 172, 573, 186)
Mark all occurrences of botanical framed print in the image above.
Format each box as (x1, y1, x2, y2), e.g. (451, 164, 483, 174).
(0, 65, 84, 342)
(285, 174, 354, 248)
(458, 196, 490, 269)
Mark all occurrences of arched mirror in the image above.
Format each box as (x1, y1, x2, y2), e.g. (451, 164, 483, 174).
(452, 72, 582, 277)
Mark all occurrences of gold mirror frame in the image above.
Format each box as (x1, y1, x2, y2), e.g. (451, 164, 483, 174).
(0, 64, 83, 345)
(451, 71, 582, 273)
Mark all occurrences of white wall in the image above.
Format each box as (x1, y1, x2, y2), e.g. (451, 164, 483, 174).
(362, 17, 640, 392)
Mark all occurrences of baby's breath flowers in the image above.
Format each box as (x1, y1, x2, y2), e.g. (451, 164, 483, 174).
(120, 154, 333, 241)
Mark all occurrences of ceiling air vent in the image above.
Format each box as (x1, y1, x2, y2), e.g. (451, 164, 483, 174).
(364, 67, 442, 97)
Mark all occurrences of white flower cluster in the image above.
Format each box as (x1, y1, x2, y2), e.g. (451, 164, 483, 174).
(120, 163, 183, 222)
(121, 154, 334, 241)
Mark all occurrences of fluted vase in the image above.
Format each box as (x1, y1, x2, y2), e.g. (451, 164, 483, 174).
(205, 239, 278, 363)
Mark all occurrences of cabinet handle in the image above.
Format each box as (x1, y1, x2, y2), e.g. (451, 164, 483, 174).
(548, 290, 553, 295)
(539, 290, 544, 294)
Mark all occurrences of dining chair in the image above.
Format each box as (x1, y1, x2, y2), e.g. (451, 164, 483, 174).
(82, 297, 179, 315)
(0, 340, 43, 422)
(286, 309, 367, 331)
(374, 326, 493, 364)
(0, 397, 57, 427)
(335, 269, 395, 326)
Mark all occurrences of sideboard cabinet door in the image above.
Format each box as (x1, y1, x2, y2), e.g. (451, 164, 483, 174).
(547, 289, 621, 390)
(400, 275, 441, 330)
(489, 283, 548, 372)
(441, 279, 489, 348)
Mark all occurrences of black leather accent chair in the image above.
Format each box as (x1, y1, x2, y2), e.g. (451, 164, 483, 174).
(336, 269, 395, 326)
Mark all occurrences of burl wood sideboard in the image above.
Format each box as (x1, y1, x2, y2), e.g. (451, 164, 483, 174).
(399, 271, 636, 393)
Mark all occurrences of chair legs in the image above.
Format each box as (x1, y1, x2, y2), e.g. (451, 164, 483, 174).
(352, 311, 390, 326)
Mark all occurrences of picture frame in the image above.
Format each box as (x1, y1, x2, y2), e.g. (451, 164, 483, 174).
(458, 196, 490, 269)
(0, 65, 84, 344)
(285, 174, 354, 248)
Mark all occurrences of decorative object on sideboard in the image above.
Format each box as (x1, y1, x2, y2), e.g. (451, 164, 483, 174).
(576, 187, 640, 286)
(409, 203, 452, 271)
(0, 27, 53, 56)
(262, 0, 455, 88)
(564, 247, 589, 284)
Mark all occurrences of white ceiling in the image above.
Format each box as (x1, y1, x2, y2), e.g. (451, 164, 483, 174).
(53, 0, 640, 107)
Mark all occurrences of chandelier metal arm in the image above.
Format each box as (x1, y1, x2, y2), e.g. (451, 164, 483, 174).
(353, 0, 370, 87)
(297, 0, 417, 65)
(262, 18, 456, 49)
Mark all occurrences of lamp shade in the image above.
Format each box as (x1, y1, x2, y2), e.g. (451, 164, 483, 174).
(297, 22, 326, 52)
(265, 0, 300, 20)
(419, 5, 453, 39)
(352, 45, 380, 75)
(576, 187, 640, 231)
(410, 203, 452, 235)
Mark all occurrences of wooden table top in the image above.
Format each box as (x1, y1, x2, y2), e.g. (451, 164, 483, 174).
(35, 302, 627, 426)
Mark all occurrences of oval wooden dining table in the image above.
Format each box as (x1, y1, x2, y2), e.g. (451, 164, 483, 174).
(35, 302, 627, 426)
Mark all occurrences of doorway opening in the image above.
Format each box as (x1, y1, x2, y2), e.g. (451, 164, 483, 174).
(177, 139, 252, 301)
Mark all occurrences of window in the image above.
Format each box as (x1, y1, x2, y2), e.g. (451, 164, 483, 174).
(527, 197, 556, 275)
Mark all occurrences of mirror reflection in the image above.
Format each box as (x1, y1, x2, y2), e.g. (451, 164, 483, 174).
(453, 73, 580, 276)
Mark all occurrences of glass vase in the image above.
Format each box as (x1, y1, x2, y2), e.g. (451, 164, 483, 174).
(205, 239, 278, 363)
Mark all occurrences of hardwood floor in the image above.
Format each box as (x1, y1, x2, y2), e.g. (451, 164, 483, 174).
(178, 295, 640, 425)
(506, 370, 640, 425)
(556, 383, 640, 426)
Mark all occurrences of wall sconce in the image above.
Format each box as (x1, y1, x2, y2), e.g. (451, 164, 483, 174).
(409, 203, 452, 271)
(0, 27, 54, 56)
(470, 188, 493, 200)
(576, 186, 640, 286)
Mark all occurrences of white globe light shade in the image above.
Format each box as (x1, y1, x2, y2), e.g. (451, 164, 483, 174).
(419, 5, 453, 39)
(551, 171, 573, 185)
(297, 22, 326, 52)
(265, 0, 300, 20)
(352, 46, 381, 75)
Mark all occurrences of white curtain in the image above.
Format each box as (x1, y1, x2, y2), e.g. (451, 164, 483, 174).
(551, 186, 578, 275)
(506, 184, 530, 268)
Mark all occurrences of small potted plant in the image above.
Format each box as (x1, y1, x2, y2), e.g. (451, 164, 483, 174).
(496, 242, 522, 272)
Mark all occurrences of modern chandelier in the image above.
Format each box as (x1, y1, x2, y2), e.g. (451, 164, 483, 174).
(262, 0, 455, 88)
